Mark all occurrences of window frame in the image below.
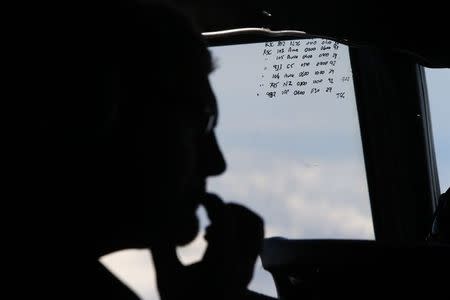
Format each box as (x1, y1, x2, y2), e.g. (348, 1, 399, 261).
(204, 29, 375, 239)
(350, 47, 439, 241)
(204, 29, 441, 242)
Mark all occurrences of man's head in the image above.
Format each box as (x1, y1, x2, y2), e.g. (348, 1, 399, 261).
(36, 2, 226, 255)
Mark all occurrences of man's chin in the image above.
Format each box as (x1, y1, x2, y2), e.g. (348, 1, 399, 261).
(172, 215, 200, 246)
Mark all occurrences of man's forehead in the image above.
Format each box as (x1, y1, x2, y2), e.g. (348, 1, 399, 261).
(203, 49, 214, 74)
(204, 50, 218, 116)
(191, 45, 217, 114)
(161, 32, 217, 118)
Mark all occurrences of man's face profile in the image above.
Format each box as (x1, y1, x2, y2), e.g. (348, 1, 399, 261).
(37, 5, 227, 254)
(107, 28, 226, 249)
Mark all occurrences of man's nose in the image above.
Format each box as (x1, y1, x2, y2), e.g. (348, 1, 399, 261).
(201, 132, 226, 176)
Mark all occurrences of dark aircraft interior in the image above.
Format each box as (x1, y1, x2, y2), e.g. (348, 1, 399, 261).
(175, 1, 450, 299)
(14, 1, 448, 299)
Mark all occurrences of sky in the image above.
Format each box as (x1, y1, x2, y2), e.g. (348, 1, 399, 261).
(100, 42, 449, 300)
(425, 68, 450, 192)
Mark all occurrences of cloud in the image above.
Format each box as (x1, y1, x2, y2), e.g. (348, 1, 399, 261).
(209, 148, 374, 239)
(207, 149, 374, 296)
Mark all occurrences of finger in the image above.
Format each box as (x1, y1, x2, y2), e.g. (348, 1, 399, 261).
(202, 192, 225, 223)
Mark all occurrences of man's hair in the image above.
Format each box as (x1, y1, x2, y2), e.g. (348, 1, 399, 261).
(23, 1, 211, 225)
(36, 1, 208, 142)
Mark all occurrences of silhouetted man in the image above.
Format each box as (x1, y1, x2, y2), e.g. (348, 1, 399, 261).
(24, 1, 265, 299)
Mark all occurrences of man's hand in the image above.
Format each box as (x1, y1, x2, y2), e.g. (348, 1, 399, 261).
(151, 193, 264, 300)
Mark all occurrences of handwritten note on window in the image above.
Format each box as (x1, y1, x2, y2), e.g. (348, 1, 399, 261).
(257, 39, 352, 100)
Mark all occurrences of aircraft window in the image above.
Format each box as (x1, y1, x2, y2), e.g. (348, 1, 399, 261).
(208, 39, 374, 240)
(206, 38, 374, 295)
(425, 68, 450, 192)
